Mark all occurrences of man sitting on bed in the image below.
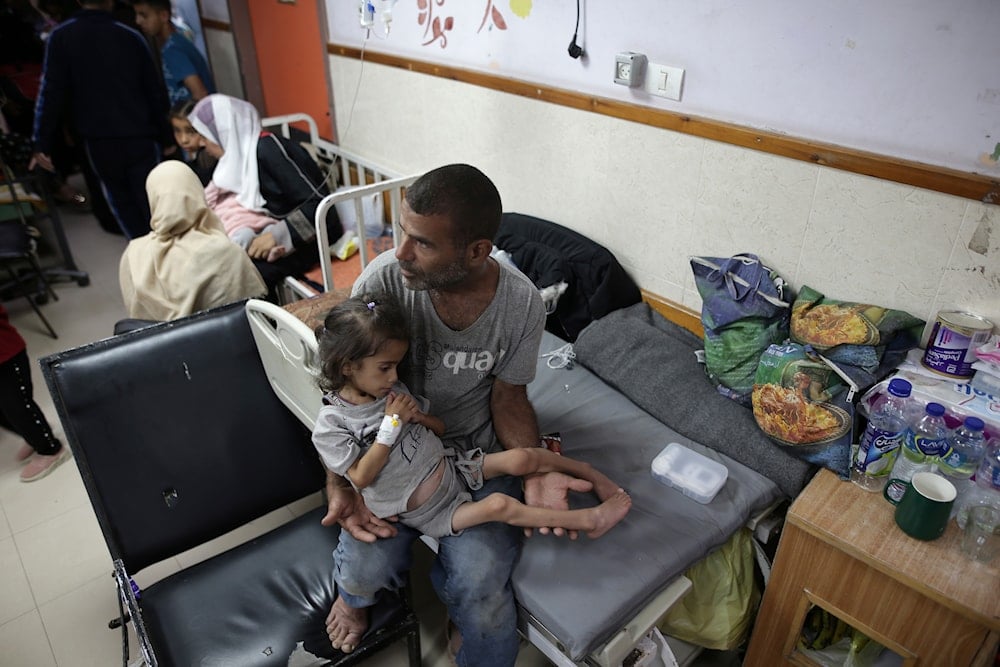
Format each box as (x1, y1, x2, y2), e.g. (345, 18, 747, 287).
(322, 164, 605, 666)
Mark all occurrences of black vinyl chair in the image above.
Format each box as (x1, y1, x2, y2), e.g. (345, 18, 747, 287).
(0, 213, 59, 337)
(0, 157, 60, 337)
(40, 301, 420, 667)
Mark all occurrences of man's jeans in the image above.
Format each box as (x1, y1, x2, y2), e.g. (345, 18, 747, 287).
(334, 475, 523, 667)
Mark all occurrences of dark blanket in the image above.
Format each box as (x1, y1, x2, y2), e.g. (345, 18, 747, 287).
(573, 302, 815, 498)
(494, 212, 641, 341)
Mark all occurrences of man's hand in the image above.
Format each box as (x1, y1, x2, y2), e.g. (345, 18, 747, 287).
(321, 481, 398, 543)
(522, 470, 594, 539)
(247, 231, 277, 259)
(28, 152, 55, 172)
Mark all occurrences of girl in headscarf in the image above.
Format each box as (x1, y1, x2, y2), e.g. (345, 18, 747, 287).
(189, 94, 342, 290)
(118, 160, 266, 321)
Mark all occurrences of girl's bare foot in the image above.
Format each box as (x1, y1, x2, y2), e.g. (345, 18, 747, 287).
(585, 489, 631, 539)
(590, 475, 624, 502)
(326, 596, 368, 653)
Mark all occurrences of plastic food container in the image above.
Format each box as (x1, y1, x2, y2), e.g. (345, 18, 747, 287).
(651, 442, 728, 504)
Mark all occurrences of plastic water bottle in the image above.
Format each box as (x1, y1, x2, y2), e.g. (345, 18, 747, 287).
(883, 402, 947, 504)
(955, 437, 1000, 528)
(852, 378, 912, 492)
(937, 416, 987, 517)
(938, 417, 987, 480)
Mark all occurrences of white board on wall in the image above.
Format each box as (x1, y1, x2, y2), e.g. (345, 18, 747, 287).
(326, 0, 1000, 175)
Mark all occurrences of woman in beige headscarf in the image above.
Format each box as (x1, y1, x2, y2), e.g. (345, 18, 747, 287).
(119, 160, 266, 321)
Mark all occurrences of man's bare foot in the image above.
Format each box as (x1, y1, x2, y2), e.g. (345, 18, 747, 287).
(325, 596, 368, 653)
(585, 489, 631, 539)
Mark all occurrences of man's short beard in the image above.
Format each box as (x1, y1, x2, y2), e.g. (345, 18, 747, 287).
(400, 259, 469, 291)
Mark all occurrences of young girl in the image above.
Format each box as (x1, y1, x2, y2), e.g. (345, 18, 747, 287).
(311, 294, 631, 540)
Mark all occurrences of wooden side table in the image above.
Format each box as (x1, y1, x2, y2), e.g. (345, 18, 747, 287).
(745, 469, 999, 666)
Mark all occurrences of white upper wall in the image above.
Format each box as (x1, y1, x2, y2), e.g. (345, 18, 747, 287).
(326, 0, 1000, 175)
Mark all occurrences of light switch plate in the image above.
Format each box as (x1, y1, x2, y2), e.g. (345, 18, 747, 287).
(614, 52, 647, 87)
(645, 63, 685, 101)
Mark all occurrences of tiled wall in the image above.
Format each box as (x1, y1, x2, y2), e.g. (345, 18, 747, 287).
(328, 56, 999, 332)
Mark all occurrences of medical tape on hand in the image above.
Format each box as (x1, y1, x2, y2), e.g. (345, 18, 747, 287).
(376, 413, 402, 445)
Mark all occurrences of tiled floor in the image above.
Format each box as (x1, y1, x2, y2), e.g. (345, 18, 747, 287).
(0, 193, 739, 666)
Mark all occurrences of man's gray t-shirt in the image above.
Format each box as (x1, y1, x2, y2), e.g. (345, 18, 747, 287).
(353, 251, 546, 454)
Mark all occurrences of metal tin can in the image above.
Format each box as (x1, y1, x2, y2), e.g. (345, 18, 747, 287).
(922, 311, 994, 378)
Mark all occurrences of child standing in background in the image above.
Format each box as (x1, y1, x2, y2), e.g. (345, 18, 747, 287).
(311, 294, 631, 539)
(0, 304, 69, 482)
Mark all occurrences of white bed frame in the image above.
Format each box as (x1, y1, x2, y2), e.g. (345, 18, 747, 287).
(249, 115, 778, 666)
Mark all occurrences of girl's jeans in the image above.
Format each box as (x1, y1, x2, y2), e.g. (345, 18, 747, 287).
(334, 474, 522, 667)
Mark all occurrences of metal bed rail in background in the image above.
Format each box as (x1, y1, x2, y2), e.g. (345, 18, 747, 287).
(307, 174, 420, 297)
(261, 113, 412, 300)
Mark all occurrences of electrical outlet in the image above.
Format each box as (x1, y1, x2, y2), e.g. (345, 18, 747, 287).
(645, 63, 685, 101)
(614, 52, 647, 88)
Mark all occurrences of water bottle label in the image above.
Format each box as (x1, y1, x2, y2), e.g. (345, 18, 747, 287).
(911, 434, 945, 458)
(855, 427, 902, 476)
(941, 448, 966, 469)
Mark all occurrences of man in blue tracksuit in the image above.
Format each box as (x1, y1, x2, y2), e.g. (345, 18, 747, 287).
(31, 0, 173, 239)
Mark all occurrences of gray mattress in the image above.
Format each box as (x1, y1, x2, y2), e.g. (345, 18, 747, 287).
(512, 331, 782, 661)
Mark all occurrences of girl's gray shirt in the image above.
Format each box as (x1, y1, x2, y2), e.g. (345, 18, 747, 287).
(312, 382, 443, 519)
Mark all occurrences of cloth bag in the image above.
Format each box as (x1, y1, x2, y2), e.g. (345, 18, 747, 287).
(752, 342, 857, 478)
(752, 285, 925, 478)
(690, 254, 790, 405)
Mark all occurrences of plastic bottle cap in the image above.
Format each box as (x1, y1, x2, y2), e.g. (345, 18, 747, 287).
(888, 378, 912, 398)
(964, 416, 985, 431)
(926, 402, 945, 416)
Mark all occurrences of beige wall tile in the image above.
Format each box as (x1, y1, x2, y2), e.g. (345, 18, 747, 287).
(805, 170, 971, 322)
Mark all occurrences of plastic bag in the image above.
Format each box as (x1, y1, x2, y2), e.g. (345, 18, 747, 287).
(656, 528, 760, 650)
(330, 233, 359, 261)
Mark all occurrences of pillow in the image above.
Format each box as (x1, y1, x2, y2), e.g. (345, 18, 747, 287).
(332, 186, 385, 238)
(573, 302, 814, 498)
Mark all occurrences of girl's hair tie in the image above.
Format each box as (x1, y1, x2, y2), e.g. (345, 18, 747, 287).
(366, 301, 377, 311)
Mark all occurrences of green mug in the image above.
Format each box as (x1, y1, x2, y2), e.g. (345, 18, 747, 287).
(894, 472, 956, 541)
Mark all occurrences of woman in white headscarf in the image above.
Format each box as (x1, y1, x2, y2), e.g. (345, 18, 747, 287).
(189, 94, 342, 290)
(119, 160, 266, 321)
